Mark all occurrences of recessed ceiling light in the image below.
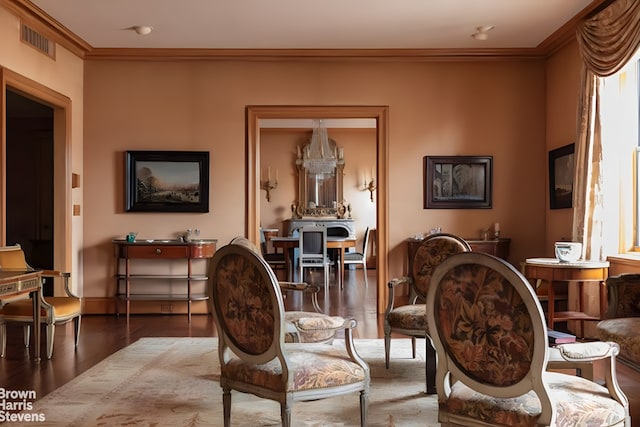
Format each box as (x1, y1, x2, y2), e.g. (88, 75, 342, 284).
(126, 25, 153, 35)
(471, 25, 494, 41)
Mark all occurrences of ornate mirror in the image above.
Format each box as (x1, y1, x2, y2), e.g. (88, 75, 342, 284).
(293, 120, 345, 217)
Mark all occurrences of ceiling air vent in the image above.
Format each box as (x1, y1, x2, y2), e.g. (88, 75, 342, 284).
(20, 23, 55, 59)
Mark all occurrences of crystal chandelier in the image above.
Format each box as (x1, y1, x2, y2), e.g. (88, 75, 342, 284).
(303, 119, 338, 175)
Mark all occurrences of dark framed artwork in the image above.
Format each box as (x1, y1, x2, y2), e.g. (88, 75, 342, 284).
(125, 151, 210, 212)
(424, 155, 493, 209)
(548, 143, 575, 209)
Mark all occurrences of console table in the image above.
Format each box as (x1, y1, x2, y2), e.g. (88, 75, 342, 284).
(522, 257, 609, 338)
(113, 239, 217, 323)
(0, 270, 42, 361)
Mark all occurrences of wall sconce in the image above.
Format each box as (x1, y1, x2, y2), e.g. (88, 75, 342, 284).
(362, 170, 376, 203)
(261, 166, 278, 202)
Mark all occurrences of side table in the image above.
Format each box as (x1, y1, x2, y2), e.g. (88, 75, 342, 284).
(522, 257, 609, 338)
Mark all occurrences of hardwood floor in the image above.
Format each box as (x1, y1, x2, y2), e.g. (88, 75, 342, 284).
(1, 268, 639, 425)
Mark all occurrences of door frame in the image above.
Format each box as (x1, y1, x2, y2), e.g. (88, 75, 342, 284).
(1, 67, 72, 295)
(246, 105, 389, 312)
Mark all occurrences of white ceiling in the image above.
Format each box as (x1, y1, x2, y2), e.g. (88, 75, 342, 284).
(29, 0, 596, 50)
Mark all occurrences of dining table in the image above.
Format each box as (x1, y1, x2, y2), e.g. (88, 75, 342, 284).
(271, 236, 356, 288)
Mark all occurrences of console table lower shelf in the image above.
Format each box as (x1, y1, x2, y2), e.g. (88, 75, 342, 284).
(113, 239, 217, 322)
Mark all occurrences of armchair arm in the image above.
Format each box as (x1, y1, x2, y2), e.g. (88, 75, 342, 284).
(554, 341, 619, 362)
(554, 341, 628, 407)
(41, 270, 78, 298)
(385, 276, 413, 314)
(278, 281, 323, 313)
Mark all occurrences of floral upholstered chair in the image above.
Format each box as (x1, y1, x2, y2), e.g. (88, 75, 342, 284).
(229, 236, 345, 344)
(426, 251, 630, 427)
(596, 273, 640, 370)
(384, 232, 471, 394)
(210, 239, 370, 427)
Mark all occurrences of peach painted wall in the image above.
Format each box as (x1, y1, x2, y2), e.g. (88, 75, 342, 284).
(82, 58, 548, 303)
(545, 40, 584, 256)
(0, 7, 84, 293)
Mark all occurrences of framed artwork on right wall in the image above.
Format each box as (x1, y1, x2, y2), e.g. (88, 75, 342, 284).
(548, 143, 575, 209)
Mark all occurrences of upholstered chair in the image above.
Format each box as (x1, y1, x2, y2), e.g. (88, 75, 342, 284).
(596, 273, 640, 369)
(260, 227, 286, 278)
(344, 226, 371, 272)
(229, 236, 345, 344)
(209, 239, 370, 427)
(0, 244, 81, 359)
(426, 251, 629, 427)
(384, 232, 471, 394)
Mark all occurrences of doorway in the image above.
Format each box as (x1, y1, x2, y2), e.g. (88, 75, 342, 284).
(1, 67, 73, 296)
(5, 90, 55, 294)
(246, 106, 389, 313)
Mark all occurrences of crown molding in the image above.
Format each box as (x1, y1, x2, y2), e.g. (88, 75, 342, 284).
(83, 47, 547, 62)
(4, 0, 612, 62)
(3, 0, 91, 58)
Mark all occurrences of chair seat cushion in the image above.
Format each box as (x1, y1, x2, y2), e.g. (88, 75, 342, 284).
(445, 371, 626, 426)
(343, 253, 363, 261)
(0, 297, 81, 318)
(387, 304, 428, 331)
(597, 318, 640, 367)
(222, 342, 367, 393)
(284, 312, 344, 343)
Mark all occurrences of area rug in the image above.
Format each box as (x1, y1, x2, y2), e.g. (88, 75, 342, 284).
(13, 338, 439, 426)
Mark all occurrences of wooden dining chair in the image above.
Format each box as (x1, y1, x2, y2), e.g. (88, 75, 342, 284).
(298, 226, 332, 291)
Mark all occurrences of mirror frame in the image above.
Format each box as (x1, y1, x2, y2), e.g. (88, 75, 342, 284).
(246, 105, 389, 312)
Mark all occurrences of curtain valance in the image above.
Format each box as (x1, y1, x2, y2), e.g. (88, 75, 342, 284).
(577, 0, 640, 76)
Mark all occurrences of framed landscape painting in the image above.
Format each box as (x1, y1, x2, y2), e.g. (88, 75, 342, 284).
(125, 150, 210, 212)
(424, 155, 493, 209)
(548, 143, 574, 210)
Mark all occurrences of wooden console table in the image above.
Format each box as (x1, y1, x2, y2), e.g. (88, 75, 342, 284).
(113, 239, 217, 323)
(522, 258, 609, 338)
(0, 270, 42, 361)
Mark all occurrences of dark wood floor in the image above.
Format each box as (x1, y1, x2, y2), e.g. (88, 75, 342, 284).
(1, 268, 639, 425)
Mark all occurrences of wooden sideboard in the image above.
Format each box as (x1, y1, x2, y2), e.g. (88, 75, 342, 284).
(113, 239, 217, 322)
(464, 238, 511, 260)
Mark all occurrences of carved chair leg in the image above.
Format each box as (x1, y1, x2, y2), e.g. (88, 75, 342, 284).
(23, 324, 31, 348)
(74, 316, 82, 347)
(426, 338, 437, 395)
(360, 389, 369, 427)
(46, 323, 55, 359)
(222, 385, 231, 427)
(411, 336, 417, 359)
(281, 402, 292, 427)
(0, 321, 5, 357)
(384, 328, 391, 368)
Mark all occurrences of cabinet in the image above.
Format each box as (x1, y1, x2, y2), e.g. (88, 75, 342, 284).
(464, 238, 511, 260)
(113, 239, 217, 322)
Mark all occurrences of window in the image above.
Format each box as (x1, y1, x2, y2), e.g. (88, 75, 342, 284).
(599, 51, 640, 254)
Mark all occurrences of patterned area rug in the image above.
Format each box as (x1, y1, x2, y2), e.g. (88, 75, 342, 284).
(15, 338, 439, 426)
